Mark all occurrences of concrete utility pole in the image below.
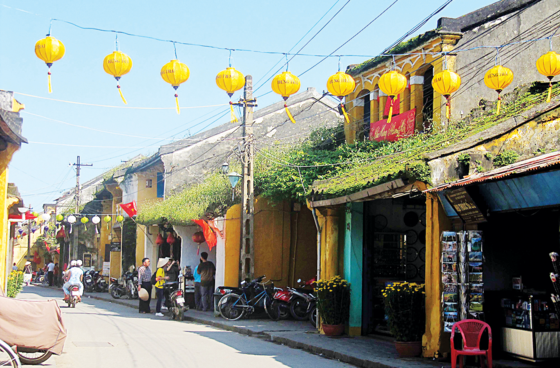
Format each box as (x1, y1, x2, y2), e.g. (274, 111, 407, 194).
(240, 76, 257, 282)
(72, 156, 92, 259)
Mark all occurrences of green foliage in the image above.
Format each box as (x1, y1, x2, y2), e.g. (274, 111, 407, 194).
(493, 151, 520, 167)
(382, 282, 425, 342)
(121, 219, 137, 270)
(485, 152, 493, 161)
(457, 153, 471, 165)
(315, 276, 351, 325)
(7, 271, 24, 298)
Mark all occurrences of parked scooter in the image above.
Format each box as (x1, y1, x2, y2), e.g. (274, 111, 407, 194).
(92, 270, 108, 292)
(109, 276, 126, 299)
(83, 270, 95, 292)
(163, 280, 188, 321)
(65, 284, 81, 308)
(272, 287, 293, 320)
(125, 270, 138, 299)
(288, 277, 317, 321)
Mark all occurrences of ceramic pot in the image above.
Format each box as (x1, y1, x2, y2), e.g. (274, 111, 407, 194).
(322, 324, 344, 336)
(394, 341, 422, 358)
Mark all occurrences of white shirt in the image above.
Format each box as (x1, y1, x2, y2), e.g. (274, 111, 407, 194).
(68, 268, 83, 285)
(47, 263, 55, 272)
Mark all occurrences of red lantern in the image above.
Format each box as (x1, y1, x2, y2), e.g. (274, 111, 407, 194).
(167, 232, 176, 245)
(192, 231, 205, 244)
(156, 233, 164, 245)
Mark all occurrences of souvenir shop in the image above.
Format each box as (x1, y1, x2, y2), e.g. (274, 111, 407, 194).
(431, 166, 560, 362)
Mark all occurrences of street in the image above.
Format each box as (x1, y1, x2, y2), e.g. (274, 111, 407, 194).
(16, 286, 352, 368)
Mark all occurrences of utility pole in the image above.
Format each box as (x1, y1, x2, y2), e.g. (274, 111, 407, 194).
(26, 204, 32, 261)
(240, 76, 257, 282)
(72, 156, 92, 260)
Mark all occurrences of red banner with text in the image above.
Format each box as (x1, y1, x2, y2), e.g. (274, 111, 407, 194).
(370, 108, 416, 142)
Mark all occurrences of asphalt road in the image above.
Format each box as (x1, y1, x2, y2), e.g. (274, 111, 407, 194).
(16, 286, 352, 368)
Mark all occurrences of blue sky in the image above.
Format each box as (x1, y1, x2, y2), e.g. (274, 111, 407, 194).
(0, 0, 493, 208)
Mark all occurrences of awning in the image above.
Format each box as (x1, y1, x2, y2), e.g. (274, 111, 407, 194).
(8, 211, 37, 220)
(425, 151, 560, 193)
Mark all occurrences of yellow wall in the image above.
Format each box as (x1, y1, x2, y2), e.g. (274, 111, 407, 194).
(134, 169, 162, 268)
(110, 251, 121, 279)
(0, 143, 19, 293)
(224, 197, 317, 287)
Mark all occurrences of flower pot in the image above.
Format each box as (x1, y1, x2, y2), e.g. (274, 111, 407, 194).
(322, 324, 344, 336)
(394, 341, 422, 358)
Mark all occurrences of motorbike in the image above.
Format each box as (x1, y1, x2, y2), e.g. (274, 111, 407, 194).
(272, 287, 293, 320)
(125, 270, 138, 299)
(66, 284, 81, 308)
(83, 270, 95, 292)
(288, 277, 317, 321)
(108, 276, 126, 299)
(163, 280, 188, 321)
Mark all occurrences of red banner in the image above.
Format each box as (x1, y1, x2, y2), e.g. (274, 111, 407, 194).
(370, 108, 416, 142)
(383, 94, 400, 116)
(192, 219, 217, 252)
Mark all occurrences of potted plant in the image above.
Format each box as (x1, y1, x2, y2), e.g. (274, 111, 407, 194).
(382, 282, 425, 357)
(315, 275, 350, 336)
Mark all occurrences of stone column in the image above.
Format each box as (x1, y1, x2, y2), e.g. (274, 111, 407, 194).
(378, 90, 387, 121)
(409, 74, 424, 131)
(317, 207, 342, 281)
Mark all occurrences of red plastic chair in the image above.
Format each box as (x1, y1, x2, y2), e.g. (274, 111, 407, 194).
(450, 319, 492, 368)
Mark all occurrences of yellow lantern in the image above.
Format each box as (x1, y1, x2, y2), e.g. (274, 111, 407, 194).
(327, 71, 356, 124)
(35, 35, 65, 93)
(432, 69, 461, 120)
(378, 71, 407, 123)
(216, 67, 245, 123)
(271, 71, 301, 124)
(103, 51, 133, 104)
(484, 65, 513, 114)
(161, 59, 190, 114)
(536, 51, 560, 103)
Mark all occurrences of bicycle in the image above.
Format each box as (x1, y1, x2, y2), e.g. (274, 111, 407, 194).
(218, 275, 279, 321)
(0, 338, 21, 367)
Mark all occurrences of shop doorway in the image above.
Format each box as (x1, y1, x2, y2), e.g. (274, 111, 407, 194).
(362, 196, 426, 335)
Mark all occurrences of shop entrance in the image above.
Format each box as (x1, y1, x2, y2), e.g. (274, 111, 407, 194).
(362, 196, 426, 335)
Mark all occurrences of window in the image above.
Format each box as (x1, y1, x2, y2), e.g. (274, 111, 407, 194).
(422, 66, 434, 130)
(156, 172, 164, 198)
(146, 179, 152, 188)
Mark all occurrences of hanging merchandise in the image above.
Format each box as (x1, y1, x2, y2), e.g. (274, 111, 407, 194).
(103, 36, 133, 105)
(378, 70, 407, 124)
(35, 35, 65, 93)
(441, 231, 459, 332)
(161, 56, 190, 114)
(156, 233, 164, 246)
(271, 67, 301, 124)
(167, 232, 176, 245)
(56, 214, 64, 222)
(466, 231, 484, 320)
(536, 51, 560, 103)
(326, 67, 356, 124)
(103, 215, 111, 229)
(484, 65, 513, 115)
(432, 60, 461, 120)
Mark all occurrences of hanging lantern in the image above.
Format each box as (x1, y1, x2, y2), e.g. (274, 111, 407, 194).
(484, 65, 513, 115)
(56, 214, 64, 222)
(18, 228, 23, 235)
(32, 212, 39, 218)
(103, 51, 133, 104)
(536, 51, 560, 103)
(432, 70, 462, 120)
(116, 215, 124, 222)
(35, 35, 65, 93)
(272, 71, 301, 124)
(192, 231, 205, 244)
(156, 233, 164, 246)
(92, 215, 101, 224)
(67, 215, 76, 224)
(103, 215, 111, 230)
(216, 67, 245, 123)
(167, 232, 176, 245)
(41, 213, 51, 222)
(81, 217, 89, 224)
(44, 225, 49, 232)
(378, 71, 407, 124)
(161, 59, 190, 114)
(327, 71, 356, 124)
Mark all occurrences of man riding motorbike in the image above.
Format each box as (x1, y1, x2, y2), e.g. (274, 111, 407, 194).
(63, 261, 84, 302)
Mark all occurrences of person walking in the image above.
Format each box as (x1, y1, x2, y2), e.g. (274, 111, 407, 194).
(12, 263, 18, 271)
(23, 261, 32, 286)
(197, 252, 215, 312)
(193, 260, 202, 311)
(47, 260, 55, 286)
(137, 258, 152, 314)
(155, 258, 170, 317)
(53, 263, 60, 287)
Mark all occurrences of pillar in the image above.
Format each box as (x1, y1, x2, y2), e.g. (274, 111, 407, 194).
(378, 91, 387, 121)
(0, 144, 18, 294)
(371, 90, 379, 124)
(224, 204, 241, 286)
(410, 74, 424, 131)
(344, 202, 363, 336)
(423, 192, 452, 357)
(317, 207, 341, 280)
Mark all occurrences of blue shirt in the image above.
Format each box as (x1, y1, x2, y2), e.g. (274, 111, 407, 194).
(194, 265, 201, 283)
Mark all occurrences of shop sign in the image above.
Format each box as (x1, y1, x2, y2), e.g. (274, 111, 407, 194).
(445, 187, 487, 223)
(110, 242, 121, 252)
(83, 253, 92, 268)
(370, 108, 415, 142)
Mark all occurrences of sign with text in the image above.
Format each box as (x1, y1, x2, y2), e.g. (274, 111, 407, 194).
(370, 108, 415, 142)
(83, 253, 92, 268)
(445, 187, 487, 224)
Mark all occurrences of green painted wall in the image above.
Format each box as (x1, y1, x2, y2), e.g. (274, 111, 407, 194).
(344, 202, 363, 336)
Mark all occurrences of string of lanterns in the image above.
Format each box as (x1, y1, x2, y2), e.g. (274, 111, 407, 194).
(34, 28, 560, 123)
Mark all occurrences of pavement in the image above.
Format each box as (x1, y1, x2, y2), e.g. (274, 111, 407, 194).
(29, 285, 556, 368)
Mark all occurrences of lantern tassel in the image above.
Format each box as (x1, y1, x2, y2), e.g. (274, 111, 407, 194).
(285, 104, 296, 124)
(230, 103, 238, 123)
(547, 82, 552, 103)
(446, 96, 451, 120)
(387, 97, 394, 124)
(48, 70, 52, 94)
(175, 94, 180, 114)
(117, 85, 127, 105)
(496, 95, 501, 115)
(341, 104, 350, 124)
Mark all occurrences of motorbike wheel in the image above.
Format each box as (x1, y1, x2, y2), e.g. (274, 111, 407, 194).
(71, 298, 76, 308)
(309, 306, 317, 327)
(17, 348, 53, 365)
(218, 294, 246, 321)
(177, 308, 184, 321)
(277, 302, 290, 320)
(290, 299, 310, 320)
(110, 287, 121, 299)
(265, 299, 281, 321)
